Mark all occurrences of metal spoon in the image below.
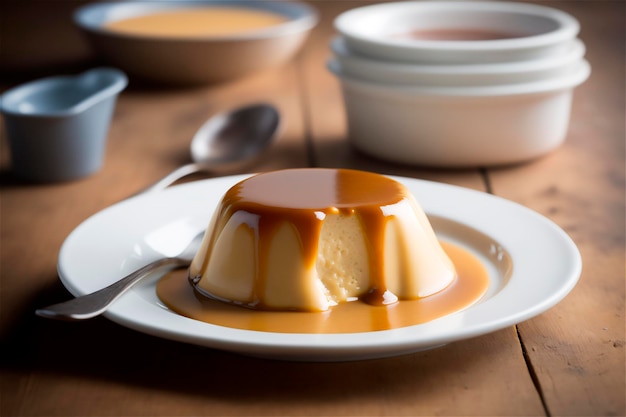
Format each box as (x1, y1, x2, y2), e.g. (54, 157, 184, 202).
(141, 103, 280, 194)
(36, 231, 205, 321)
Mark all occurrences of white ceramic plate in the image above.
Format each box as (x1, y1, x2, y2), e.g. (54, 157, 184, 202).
(57, 174, 581, 361)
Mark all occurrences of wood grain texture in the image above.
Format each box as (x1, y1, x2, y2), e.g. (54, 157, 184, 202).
(3, 324, 543, 416)
(486, 2, 625, 415)
(1, 0, 623, 416)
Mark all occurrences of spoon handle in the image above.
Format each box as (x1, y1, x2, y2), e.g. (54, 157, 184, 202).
(140, 162, 207, 195)
(36, 257, 189, 321)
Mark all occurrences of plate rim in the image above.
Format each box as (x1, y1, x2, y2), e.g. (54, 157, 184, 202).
(57, 174, 582, 361)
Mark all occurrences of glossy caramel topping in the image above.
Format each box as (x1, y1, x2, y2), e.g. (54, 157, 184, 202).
(191, 168, 420, 308)
(229, 168, 407, 208)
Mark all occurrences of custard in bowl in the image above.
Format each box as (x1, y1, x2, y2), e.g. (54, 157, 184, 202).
(74, 1, 318, 85)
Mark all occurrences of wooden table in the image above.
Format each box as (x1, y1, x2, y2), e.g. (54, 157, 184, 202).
(1, 1, 624, 415)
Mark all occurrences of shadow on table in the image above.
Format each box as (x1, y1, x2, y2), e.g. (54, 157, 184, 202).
(0, 275, 508, 407)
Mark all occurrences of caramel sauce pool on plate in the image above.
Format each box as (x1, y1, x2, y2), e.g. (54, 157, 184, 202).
(158, 169, 491, 333)
(158, 242, 488, 333)
(104, 7, 288, 38)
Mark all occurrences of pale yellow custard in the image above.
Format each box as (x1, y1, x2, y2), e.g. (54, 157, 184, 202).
(188, 168, 457, 312)
(104, 7, 288, 38)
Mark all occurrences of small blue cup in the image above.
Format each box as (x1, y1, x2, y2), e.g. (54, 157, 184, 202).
(1, 67, 127, 182)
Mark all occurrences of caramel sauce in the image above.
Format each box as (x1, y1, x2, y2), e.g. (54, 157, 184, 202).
(157, 241, 489, 333)
(104, 7, 288, 38)
(397, 29, 526, 41)
(189, 169, 430, 309)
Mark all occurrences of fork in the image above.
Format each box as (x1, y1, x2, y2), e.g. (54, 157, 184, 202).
(36, 231, 204, 321)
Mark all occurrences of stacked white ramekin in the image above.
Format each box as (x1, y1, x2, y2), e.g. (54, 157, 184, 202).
(329, 1, 590, 167)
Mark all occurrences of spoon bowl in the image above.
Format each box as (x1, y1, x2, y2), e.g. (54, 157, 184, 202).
(143, 103, 279, 193)
(191, 103, 280, 170)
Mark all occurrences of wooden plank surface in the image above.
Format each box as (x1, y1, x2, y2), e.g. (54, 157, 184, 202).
(1, 1, 624, 416)
(486, 2, 626, 415)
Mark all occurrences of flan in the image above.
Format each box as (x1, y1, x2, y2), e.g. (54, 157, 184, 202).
(188, 168, 456, 312)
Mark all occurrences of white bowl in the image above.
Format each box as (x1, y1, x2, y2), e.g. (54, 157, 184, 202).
(329, 59, 590, 167)
(75, 1, 318, 85)
(334, 1, 579, 64)
(331, 36, 586, 86)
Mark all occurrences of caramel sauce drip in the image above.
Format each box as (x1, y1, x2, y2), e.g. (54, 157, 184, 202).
(158, 241, 491, 333)
(193, 169, 411, 308)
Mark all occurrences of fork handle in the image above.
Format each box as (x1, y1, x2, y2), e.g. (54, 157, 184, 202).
(36, 257, 189, 321)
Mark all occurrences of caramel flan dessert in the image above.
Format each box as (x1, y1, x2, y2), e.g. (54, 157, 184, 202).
(187, 168, 457, 312)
